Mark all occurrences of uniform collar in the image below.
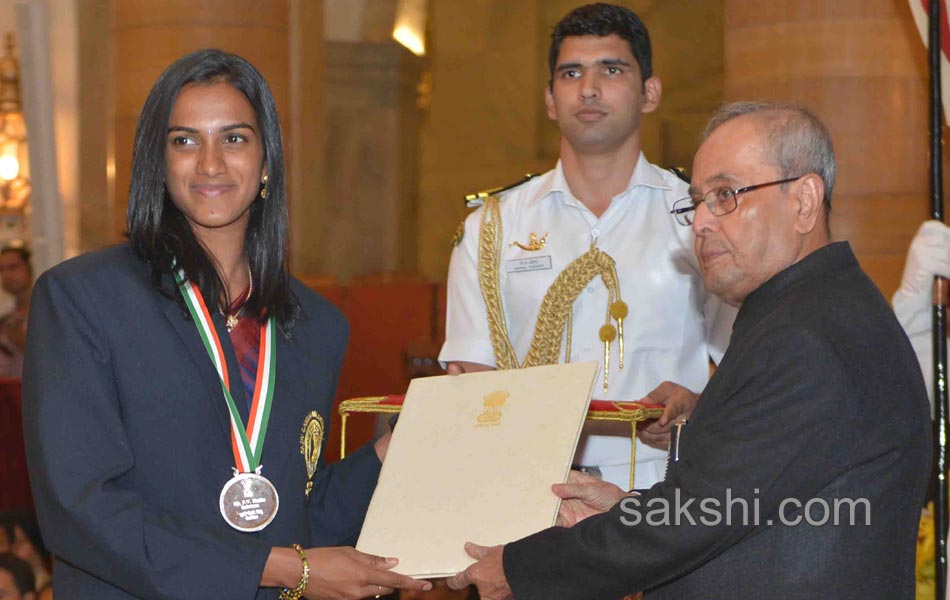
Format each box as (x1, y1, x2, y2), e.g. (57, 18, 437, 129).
(536, 153, 672, 207)
(732, 241, 857, 341)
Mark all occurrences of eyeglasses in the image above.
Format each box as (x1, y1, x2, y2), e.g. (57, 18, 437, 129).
(670, 176, 803, 226)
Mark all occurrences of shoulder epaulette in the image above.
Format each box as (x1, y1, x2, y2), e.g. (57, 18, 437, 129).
(463, 173, 539, 208)
(667, 167, 690, 184)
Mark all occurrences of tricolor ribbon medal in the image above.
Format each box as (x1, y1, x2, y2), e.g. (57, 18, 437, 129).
(176, 271, 279, 532)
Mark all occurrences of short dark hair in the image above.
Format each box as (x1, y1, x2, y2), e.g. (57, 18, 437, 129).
(127, 49, 299, 332)
(548, 3, 652, 87)
(0, 241, 31, 273)
(702, 101, 837, 214)
(0, 552, 34, 595)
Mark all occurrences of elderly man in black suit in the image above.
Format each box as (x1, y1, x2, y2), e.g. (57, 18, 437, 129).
(449, 102, 932, 599)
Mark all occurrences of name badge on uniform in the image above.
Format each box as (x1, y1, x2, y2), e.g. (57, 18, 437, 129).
(506, 256, 552, 274)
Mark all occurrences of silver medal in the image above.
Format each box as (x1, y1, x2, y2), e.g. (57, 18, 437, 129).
(219, 470, 280, 532)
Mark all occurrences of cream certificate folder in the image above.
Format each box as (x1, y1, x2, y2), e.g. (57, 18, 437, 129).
(356, 362, 599, 578)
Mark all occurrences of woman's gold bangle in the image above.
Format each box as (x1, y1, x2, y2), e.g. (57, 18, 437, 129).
(278, 544, 309, 600)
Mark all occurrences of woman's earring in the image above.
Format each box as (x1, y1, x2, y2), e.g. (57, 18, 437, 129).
(260, 175, 268, 200)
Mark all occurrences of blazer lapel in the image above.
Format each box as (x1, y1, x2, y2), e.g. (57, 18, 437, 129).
(259, 331, 310, 486)
(162, 299, 233, 442)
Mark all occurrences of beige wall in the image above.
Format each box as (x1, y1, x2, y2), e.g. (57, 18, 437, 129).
(639, 0, 724, 169)
(288, 0, 326, 277)
(76, 0, 112, 254)
(0, 2, 14, 28)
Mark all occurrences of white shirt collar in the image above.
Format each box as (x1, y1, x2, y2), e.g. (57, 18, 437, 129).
(535, 153, 672, 207)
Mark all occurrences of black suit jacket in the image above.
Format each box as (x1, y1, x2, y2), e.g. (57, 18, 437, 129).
(504, 243, 932, 599)
(23, 245, 380, 599)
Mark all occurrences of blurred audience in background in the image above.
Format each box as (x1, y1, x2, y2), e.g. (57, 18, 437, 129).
(0, 242, 32, 378)
(0, 552, 36, 600)
(0, 511, 50, 596)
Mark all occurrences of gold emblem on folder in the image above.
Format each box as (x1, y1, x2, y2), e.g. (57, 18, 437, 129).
(510, 232, 548, 252)
(299, 411, 325, 496)
(476, 390, 510, 426)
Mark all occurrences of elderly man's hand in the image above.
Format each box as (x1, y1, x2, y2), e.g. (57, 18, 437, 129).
(553, 470, 627, 527)
(637, 381, 698, 449)
(446, 543, 512, 600)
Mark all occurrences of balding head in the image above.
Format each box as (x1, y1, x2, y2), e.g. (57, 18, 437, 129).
(703, 102, 836, 220)
(688, 103, 835, 306)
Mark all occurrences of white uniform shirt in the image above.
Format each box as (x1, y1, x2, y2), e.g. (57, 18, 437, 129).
(893, 285, 937, 406)
(440, 155, 736, 489)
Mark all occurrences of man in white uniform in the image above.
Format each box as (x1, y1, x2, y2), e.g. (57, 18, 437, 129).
(439, 3, 735, 489)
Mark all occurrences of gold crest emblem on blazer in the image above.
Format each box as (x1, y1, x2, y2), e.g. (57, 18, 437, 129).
(299, 411, 325, 496)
